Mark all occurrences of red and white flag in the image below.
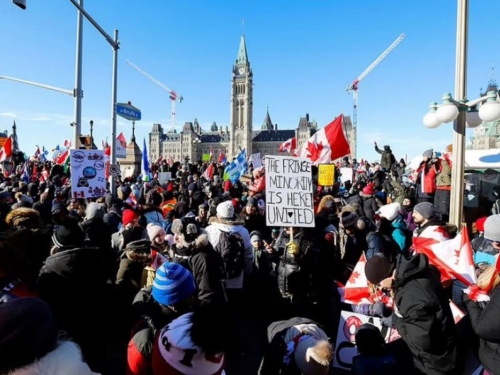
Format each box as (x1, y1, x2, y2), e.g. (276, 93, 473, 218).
(338, 253, 372, 305)
(449, 300, 465, 324)
(279, 137, 297, 153)
(0, 137, 13, 162)
(63, 139, 72, 148)
(295, 114, 350, 164)
(203, 163, 215, 180)
(416, 225, 476, 286)
(117, 133, 127, 148)
(151, 250, 168, 270)
(209, 147, 214, 160)
(55, 149, 70, 165)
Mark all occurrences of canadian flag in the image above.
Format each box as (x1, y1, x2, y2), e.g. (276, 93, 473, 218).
(151, 250, 168, 270)
(64, 139, 72, 148)
(416, 225, 476, 286)
(0, 137, 13, 162)
(279, 137, 297, 153)
(117, 133, 127, 148)
(449, 300, 465, 324)
(203, 162, 215, 180)
(294, 114, 351, 165)
(338, 253, 372, 305)
(55, 149, 70, 166)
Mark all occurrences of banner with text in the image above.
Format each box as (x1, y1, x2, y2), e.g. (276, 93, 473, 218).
(70, 150, 106, 199)
(318, 164, 335, 186)
(249, 152, 262, 168)
(265, 155, 314, 227)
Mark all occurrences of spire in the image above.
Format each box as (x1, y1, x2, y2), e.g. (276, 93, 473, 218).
(262, 107, 273, 130)
(11, 120, 18, 151)
(236, 34, 248, 66)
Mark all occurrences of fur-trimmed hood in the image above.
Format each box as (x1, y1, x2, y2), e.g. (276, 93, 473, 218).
(6, 208, 40, 228)
(8, 340, 98, 375)
(207, 216, 244, 226)
(177, 233, 209, 251)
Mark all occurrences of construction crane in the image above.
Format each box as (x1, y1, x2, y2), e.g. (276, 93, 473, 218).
(126, 60, 183, 133)
(346, 33, 405, 159)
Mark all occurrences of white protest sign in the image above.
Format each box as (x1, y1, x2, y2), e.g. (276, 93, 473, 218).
(250, 152, 262, 168)
(70, 150, 107, 199)
(158, 172, 172, 185)
(265, 155, 314, 227)
(333, 311, 400, 370)
(340, 167, 353, 184)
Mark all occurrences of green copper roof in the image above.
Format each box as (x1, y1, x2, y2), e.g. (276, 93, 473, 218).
(236, 34, 248, 66)
(261, 109, 273, 130)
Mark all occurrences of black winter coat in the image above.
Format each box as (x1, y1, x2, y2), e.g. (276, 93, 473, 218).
(170, 234, 226, 307)
(394, 254, 457, 375)
(362, 195, 378, 222)
(464, 284, 500, 374)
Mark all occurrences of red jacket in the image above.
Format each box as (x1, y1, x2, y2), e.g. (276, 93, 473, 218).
(417, 162, 437, 194)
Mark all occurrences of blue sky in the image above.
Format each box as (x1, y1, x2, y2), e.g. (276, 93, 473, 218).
(1, 0, 500, 162)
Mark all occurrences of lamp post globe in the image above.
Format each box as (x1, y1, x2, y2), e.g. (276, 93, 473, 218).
(423, 102, 441, 128)
(479, 91, 500, 123)
(466, 107, 482, 128)
(436, 94, 459, 123)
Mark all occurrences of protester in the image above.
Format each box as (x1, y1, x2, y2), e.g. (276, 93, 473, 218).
(0, 298, 98, 375)
(416, 149, 438, 204)
(375, 202, 409, 254)
(374, 142, 396, 171)
(365, 254, 458, 374)
(361, 182, 378, 221)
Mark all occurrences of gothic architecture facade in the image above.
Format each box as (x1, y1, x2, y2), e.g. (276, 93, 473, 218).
(470, 79, 500, 150)
(149, 34, 354, 162)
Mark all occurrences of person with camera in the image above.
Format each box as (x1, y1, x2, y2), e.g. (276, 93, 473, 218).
(416, 149, 438, 204)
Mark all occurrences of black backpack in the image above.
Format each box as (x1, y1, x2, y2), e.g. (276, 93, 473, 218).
(215, 231, 245, 279)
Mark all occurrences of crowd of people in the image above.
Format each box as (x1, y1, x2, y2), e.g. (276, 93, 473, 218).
(0, 142, 499, 375)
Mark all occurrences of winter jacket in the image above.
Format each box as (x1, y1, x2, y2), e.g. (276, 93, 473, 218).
(38, 246, 108, 369)
(8, 341, 98, 375)
(258, 317, 326, 375)
(103, 209, 122, 234)
(393, 254, 457, 375)
(463, 284, 500, 374)
(416, 162, 437, 195)
(435, 158, 451, 188)
(370, 170, 386, 188)
(139, 206, 166, 229)
(391, 218, 409, 253)
(205, 217, 253, 289)
(127, 287, 182, 375)
(170, 234, 226, 307)
(375, 145, 396, 170)
(111, 226, 149, 255)
(401, 209, 417, 232)
(362, 195, 378, 222)
(80, 218, 113, 253)
(151, 313, 225, 375)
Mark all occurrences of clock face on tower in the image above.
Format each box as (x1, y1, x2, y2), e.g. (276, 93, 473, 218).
(238, 67, 245, 76)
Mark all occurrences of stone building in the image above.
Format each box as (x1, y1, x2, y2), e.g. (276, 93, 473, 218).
(470, 78, 500, 150)
(149, 34, 354, 162)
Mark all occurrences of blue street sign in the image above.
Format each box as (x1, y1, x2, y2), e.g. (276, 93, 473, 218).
(116, 102, 141, 121)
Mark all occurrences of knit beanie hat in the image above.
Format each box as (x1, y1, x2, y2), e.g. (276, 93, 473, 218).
(152, 263, 196, 306)
(362, 183, 375, 195)
(294, 337, 333, 375)
(365, 254, 394, 284)
(484, 215, 500, 242)
(85, 202, 104, 220)
(414, 202, 435, 220)
(376, 202, 401, 222)
(250, 231, 263, 243)
(476, 216, 488, 233)
(147, 223, 166, 242)
(122, 209, 139, 226)
(341, 211, 358, 229)
(0, 298, 58, 372)
(125, 239, 151, 253)
(217, 201, 234, 220)
(52, 223, 84, 249)
(423, 149, 433, 159)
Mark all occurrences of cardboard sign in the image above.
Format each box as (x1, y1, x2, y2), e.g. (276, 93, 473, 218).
(158, 172, 172, 185)
(318, 164, 335, 186)
(202, 154, 211, 162)
(70, 150, 106, 198)
(265, 155, 314, 227)
(249, 152, 262, 168)
(333, 311, 399, 370)
(340, 167, 353, 184)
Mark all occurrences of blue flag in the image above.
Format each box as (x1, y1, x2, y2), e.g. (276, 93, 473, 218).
(142, 138, 150, 182)
(225, 149, 248, 183)
(21, 162, 29, 183)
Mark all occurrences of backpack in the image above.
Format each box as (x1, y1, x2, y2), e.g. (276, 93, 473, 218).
(366, 231, 399, 261)
(215, 231, 245, 279)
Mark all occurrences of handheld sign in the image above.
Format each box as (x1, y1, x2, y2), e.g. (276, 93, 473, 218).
(265, 155, 315, 227)
(340, 167, 353, 184)
(318, 164, 335, 186)
(70, 150, 106, 198)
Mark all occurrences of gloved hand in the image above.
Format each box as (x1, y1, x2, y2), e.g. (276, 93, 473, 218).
(372, 302, 387, 317)
(381, 315, 394, 327)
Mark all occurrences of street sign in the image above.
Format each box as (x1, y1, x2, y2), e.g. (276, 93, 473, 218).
(109, 164, 120, 176)
(116, 102, 141, 121)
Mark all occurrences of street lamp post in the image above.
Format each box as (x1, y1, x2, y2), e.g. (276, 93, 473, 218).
(73, 0, 84, 150)
(422, 0, 500, 227)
